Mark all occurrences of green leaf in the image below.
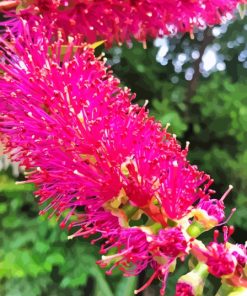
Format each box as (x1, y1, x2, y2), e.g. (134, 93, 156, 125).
(60, 273, 87, 288)
(0, 203, 7, 214)
(90, 265, 114, 296)
(45, 253, 65, 266)
(2, 215, 22, 228)
(115, 276, 138, 296)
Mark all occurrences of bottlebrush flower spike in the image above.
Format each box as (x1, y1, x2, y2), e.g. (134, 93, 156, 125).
(0, 20, 214, 224)
(1, 0, 245, 45)
(0, 20, 237, 295)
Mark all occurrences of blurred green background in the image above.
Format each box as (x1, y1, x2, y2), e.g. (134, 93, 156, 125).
(0, 14, 247, 296)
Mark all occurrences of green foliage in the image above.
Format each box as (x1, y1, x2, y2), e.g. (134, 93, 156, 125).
(151, 97, 187, 137)
(115, 276, 138, 296)
(0, 174, 119, 296)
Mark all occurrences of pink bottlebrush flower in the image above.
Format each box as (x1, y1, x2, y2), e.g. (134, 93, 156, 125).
(149, 227, 188, 258)
(175, 283, 194, 296)
(157, 160, 212, 221)
(191, 227, 239, 278)
(97, 227, 151, 276)
(1, 0, 245, 45)
(0, 21, 213, 225)
(196, 198, 225, 223)
(186, 185, 236, 239)
(131, 227, 189, 295)
(203, 243, 236, 277)
(67, 209, 121, 240)
(0, 20, 233, 295)
(191, 227, 247, 288)
(193, 185, 236, 229)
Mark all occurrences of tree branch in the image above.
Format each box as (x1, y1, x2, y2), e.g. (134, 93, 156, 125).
(185, 28, 214, 103)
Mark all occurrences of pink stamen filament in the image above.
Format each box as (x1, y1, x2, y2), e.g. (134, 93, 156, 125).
(134, 269, 160, 295)
(220, 185, 233, 202)
(101, 247, 133, 263)
(218, 208, 236, 227)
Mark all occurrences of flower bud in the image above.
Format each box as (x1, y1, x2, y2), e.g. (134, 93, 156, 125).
(175, 263, 208, 296)
(188, 186, 234, 237)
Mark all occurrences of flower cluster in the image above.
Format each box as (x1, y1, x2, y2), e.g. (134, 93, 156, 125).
(1, 20, 246, 294)
(175, 226, 247, 295)
(0, 23, 193, 293)
(189, 227, 247, 291)
(0, 0, 245, 45)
